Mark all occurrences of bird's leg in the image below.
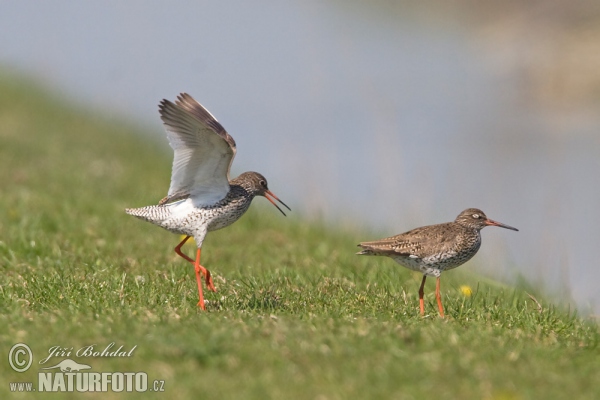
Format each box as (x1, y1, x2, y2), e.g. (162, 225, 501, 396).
(174, 236, 216, 292)
(174, 235, 194, 263)
(418, 275, 427, 316)
(435, 276, 445, 318)
(192, 248, 216, 294)
(193, 248, 206, 310)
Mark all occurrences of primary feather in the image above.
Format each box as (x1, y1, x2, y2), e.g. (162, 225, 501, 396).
(159, 93, 237, 207)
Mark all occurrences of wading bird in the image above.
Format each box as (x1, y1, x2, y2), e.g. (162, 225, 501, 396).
(126, 93, 290, 309)
(357, 208, 517, 317)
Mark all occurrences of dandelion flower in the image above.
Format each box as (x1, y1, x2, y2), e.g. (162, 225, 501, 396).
(179, 235, 195, 245)
(459, 285, 473, 297)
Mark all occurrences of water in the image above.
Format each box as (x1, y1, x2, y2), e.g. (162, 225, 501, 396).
(1, 1, 598, 313)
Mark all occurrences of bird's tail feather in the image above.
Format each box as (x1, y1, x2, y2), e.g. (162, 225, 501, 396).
(125, 205, 172, 223)
(356, 245, 377, 256)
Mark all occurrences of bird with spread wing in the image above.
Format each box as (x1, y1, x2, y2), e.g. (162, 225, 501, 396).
(126, 93, 290, 310)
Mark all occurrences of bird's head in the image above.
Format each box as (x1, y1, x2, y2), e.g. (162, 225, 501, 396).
(235, 172, 291, 216)
(455, 208, 518, 232)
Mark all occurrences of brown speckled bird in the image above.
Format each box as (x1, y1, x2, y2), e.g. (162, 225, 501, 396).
(126, 93, 290, 310)
(357, 208, 518, 317)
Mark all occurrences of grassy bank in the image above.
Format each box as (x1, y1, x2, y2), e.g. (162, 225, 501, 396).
(0, 74, 598, 399)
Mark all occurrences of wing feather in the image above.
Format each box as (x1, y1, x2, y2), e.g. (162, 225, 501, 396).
(158, 93, 237, 206)
(357, 223, 458, 258)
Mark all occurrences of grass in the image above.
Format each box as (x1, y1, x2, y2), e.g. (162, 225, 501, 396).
(0, 72, 598, 399)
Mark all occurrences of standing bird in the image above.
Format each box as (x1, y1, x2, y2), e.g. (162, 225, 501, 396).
(357, 208, 517, 317)
(126, 93, 290, 310)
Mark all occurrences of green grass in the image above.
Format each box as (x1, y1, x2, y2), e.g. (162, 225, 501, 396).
(0, 73, 598, 399)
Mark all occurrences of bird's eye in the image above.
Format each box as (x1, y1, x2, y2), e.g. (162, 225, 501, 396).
(472, 214, 480, 219)
(259, 180, 267, 187)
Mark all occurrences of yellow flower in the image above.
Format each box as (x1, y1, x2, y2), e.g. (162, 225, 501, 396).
(459, 285, 473, 297)
(179, 235, 195, 245)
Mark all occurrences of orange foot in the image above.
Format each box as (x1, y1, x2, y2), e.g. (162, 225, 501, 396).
(174, 236, 217, 309)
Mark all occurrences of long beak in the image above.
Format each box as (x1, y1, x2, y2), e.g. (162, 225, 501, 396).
(485, 218, 518, 231)
(264, 190, 291, 216)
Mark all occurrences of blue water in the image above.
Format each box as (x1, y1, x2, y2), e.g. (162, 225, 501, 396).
(1, 1, 599, 313)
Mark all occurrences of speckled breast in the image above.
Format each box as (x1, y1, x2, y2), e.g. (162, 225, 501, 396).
(205, 195, 253, 232)
(392, 236, 482, 277)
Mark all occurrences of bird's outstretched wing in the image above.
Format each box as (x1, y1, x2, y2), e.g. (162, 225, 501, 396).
(158, 93, 237, 206)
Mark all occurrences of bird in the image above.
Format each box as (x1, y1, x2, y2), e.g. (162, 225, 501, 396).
(356, 208, 518, 317)
(126, 93, 290, 310)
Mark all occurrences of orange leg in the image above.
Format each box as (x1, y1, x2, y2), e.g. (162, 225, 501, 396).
(174, 235, 194, 263)
(194, 248, 206, 310)
(418, 275, 427, 316)
(174, 236, 216, 292)
(435, 276, 445, 318)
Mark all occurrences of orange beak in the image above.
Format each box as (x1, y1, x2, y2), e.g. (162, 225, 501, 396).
(485, 218, 518, 231)
(264, 190, 291, 216)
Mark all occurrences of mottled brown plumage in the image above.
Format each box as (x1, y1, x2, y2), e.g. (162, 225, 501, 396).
(357, 208, 518, 317)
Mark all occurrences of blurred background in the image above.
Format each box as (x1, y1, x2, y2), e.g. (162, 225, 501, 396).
(1, 0, 599, 313)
